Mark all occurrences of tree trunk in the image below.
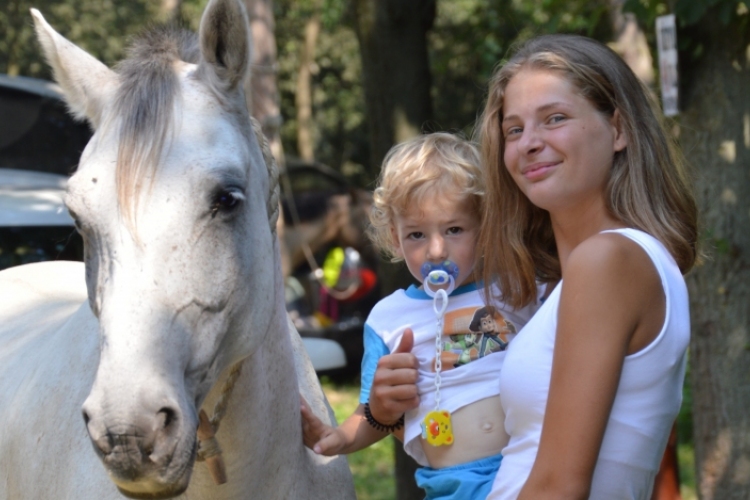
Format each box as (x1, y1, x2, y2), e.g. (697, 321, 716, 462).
(242, 0, 290, 276)
(351, 1, 435, 498)
(244, 0, 284, 164)
(679, 8, 750, 500)
(296, 11, 321, 162)
(351, 0, 435, 177)
(608, 0, 654, 86)
(159, 0, 183, 23)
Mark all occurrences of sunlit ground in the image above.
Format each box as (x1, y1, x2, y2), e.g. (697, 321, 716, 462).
(323, 379, 698, 500)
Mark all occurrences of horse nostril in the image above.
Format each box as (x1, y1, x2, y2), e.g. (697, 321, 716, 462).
(157, 407, 177, 431)
(82, 409, 91, 426)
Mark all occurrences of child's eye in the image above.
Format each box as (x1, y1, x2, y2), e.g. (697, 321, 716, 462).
(446, 227, 463, 235)
(408, 231, 424, 240)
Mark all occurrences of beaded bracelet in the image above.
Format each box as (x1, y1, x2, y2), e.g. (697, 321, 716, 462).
(364, 402, 405, 432)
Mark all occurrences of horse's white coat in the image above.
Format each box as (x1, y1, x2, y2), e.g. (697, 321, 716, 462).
(0, 1, 355, 498)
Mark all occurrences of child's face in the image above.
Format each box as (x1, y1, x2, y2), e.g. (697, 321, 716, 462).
(391, 191, 479, 288)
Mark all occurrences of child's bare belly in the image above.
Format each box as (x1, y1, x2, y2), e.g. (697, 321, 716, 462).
(421, 396, 509, 468)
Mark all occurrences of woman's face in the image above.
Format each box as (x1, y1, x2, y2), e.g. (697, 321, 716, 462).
(500, 68, 627, 215)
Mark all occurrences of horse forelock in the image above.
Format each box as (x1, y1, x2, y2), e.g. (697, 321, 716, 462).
(108, 25, 279, 236)
(112, 26, 199, 224)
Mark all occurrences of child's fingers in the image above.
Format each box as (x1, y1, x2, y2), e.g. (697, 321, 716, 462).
(300, 394, 329, 449)
(314, 431, 343, 456)
(394, 328, 415, 353)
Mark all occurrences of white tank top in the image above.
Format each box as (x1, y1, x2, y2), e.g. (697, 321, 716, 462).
(489, 228, 690, 500)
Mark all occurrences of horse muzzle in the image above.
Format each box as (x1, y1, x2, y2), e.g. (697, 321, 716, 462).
(82, 398, 197, 499)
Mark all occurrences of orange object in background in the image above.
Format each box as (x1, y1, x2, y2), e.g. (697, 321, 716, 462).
(651, 423, 682, 500)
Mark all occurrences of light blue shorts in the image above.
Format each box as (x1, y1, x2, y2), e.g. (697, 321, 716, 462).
(414, 452, 503, 500)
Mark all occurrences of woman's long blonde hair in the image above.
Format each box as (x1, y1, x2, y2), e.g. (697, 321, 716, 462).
(476, 34, 698, 308)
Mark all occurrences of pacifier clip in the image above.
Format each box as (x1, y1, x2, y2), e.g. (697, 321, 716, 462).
(420, 261, 458, 447)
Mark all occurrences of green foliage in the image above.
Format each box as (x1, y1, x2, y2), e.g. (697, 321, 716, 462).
(429, 0, 612, 137)
(622, 0, 749, 85)
(274, 0, 369, 183)
(623, 0, 748, 26)
(678, 443, 697, 499)
(322, 378, 395, 499)
(1, 0, 153, 77)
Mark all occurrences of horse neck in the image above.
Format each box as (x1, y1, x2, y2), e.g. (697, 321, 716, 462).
(192, 247, 311, 497)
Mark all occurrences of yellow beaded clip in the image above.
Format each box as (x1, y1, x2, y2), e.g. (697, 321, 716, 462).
(421, 409, 454, 446)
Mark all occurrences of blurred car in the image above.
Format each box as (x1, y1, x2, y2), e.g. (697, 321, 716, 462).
(0, 74, 92, 176)
(0, 168, 83, 270)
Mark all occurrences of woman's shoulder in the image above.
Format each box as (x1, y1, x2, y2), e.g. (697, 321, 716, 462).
(569, 230, 657, 273)
(565, 230, 662, 299)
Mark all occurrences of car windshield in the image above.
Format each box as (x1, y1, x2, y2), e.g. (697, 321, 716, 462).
(0, 75, 91, 175)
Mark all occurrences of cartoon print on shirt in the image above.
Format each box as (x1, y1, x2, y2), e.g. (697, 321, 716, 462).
(434, 305, 516, 371)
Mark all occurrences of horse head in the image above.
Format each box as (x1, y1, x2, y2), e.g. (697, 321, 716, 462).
(32, 0, 281, 497)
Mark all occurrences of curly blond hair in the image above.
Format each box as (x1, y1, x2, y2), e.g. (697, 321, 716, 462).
(368, 133, 484, 261)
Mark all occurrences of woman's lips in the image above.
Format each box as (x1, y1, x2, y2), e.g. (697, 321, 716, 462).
(522, 161, 559, 180)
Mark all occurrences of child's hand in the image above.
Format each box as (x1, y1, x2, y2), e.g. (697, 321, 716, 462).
(300, 395, 345, 455)
(369, 328, 420, 423)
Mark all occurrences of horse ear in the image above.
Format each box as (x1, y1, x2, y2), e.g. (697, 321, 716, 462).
(197, 0, 251, 91)
(30, 9, 117, 129)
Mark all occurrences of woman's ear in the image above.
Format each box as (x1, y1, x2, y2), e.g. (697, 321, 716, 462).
(611, 109, 628, 152)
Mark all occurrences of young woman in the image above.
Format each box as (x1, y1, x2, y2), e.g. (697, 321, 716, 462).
(368, 34, 698, 499)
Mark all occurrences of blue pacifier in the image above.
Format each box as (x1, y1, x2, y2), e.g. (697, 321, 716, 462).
(421, 260, 459, 298)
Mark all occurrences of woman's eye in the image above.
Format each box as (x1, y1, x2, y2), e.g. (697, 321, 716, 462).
(504, 126, 522, 138)
(211, 189, 245, 218)
(549, 114, 566, 124)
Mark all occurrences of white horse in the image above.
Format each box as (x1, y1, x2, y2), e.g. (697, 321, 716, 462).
(0, 0, 356, 498)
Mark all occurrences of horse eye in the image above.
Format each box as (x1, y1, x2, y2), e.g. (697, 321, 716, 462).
(211, 189, 244, 218)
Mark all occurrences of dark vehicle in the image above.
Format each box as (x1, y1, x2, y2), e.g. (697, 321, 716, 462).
(0, 74, 90, 270)
(0, 168, 82, 271)
(0, 74, 91, 176)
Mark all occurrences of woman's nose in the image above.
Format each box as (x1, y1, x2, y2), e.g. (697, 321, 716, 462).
(518, 125, 543, 155)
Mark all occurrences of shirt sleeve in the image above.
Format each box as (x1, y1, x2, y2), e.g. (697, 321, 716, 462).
(359, 323, 391, 404)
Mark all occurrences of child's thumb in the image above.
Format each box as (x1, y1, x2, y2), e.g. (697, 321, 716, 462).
(395, 328, 415, 353)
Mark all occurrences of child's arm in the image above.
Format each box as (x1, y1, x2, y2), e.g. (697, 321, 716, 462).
(301, 398, 389, 455)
